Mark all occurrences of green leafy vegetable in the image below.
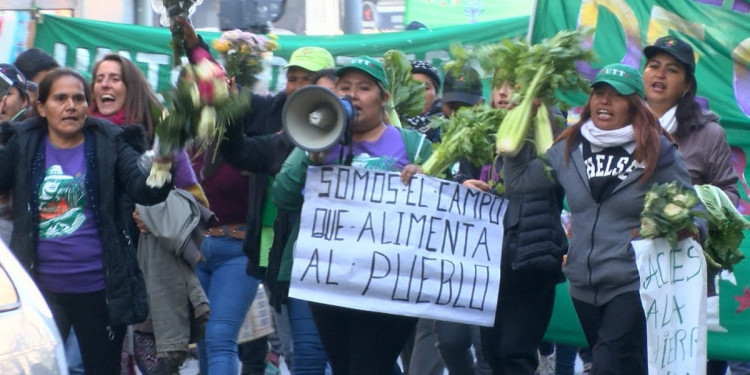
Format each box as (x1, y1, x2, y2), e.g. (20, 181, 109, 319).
(694, 184, 749, 272)
(382, 49, 426, 128)
(421, 106, 507, 177)
(494, 28, 596, 156)
(639, 182, 703, 248)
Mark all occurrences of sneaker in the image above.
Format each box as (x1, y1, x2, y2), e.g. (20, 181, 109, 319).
(536, 352, 556, 375)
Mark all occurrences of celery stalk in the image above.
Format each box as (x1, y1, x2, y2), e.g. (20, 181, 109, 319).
(533, 103, 554, 156)
(495, 67, 546, 156)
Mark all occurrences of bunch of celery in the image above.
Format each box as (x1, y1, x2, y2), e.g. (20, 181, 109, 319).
(494, 28, 595, 157)
(421, 106, 507, 178)
(382, 49, 426, 128)
(694, 184, 749, 272)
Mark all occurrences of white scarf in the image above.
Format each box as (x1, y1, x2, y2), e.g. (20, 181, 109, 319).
(580, 119, 636, 152)
(658, 105, 678, 134)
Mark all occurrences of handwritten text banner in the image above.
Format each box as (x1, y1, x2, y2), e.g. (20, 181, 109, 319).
(633, 238, 707, 374)
(289, 166, 507, 326)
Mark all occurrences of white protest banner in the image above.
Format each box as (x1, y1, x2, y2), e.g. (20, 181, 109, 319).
(632, 238, 707, 375)
(289, 165, 507, 327)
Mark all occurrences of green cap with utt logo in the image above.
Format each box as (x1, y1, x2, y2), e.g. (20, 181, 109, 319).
(591, 63, 645, 99)
(336, 56, 389, 90)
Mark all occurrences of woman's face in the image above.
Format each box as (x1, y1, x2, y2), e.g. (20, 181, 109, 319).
(412, 73, 437, 114)
(335, 70, 388, 133)
(0, 86, 29, 121)
(589, 84, 633, 130)
(491, 82, 514, 109)
(37, 75, 88, 142)
(642, 52, 691, 110)
(93, 60, 127, 116)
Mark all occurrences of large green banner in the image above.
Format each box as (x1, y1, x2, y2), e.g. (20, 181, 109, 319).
(531, 0, 750, 360)
(403, 0, 533, 28)
(32, 14, 529, 93)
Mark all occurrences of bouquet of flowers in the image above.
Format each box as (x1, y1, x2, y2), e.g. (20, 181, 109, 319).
(151, 0, 203, 65)
(639, 182, 703, 248)
(212, 30, 279, 89)
(146, 59, 251, 187)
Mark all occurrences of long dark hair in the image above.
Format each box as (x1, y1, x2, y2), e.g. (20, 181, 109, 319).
(558, 93, 671, 182)
(36, 68, 90, 105)
(90, 54, 161, 141)
(672, 69, 705, 140)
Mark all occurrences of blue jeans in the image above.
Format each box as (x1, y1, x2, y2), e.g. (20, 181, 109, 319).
(287, 297, 328, 374)
(65, 328, 85, 375)
(196, 236, 259, 375)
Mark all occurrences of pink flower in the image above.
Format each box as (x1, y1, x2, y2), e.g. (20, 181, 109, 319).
(198, 80, 215, 105)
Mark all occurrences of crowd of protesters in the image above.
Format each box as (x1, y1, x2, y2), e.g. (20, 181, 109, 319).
(1, 16, 749, 375)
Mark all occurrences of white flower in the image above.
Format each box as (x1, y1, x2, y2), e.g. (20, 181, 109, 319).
(194, 60, 223, 81)
(197, 106, 217, 141)
(189, 83, 201, 107)
(146, 161, 172, 188)
(222, 29, 242, 41)
(213, 79, 229, 103)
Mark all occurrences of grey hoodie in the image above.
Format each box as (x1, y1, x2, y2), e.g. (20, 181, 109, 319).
(504, 136, 706, 306)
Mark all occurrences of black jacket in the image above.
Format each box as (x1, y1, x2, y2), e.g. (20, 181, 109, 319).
(0, 116, 171, 326)
(454, 152, 567, 300)
(220, 125, 295, 281)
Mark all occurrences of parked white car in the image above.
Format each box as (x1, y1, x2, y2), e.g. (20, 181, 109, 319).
(0, 240, 67, 374)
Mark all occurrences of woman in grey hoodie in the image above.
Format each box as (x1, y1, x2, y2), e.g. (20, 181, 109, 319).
(503, 63, 706, 375)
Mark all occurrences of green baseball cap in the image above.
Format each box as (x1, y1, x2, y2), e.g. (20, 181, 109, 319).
(336, 56, 389, 90)
(591, 63, 645, 98)
(286, 47, 335, 72)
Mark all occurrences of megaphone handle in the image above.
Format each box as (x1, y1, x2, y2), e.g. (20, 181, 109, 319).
(341, 126, 354, 166)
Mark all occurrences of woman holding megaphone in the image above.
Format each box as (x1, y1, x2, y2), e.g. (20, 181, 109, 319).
(273, 56, 432, 375)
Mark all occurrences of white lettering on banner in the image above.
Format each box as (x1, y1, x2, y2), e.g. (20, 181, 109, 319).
(289, 166, 506, 327)
(632, 238, 707, 374)
(52, 43, 172, 92)
(75, 48, 90, 77)
(136, 52, 170, 90)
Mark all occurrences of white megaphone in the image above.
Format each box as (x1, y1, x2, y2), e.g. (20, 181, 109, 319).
(282, 86, 356, 152)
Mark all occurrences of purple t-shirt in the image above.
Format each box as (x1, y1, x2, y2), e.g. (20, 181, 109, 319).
(324, 126, 409, 171)
(173, 150, 199, 189)
(36, 139, 105, 293)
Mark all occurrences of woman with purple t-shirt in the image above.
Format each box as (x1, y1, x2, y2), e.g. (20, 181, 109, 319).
(273, 56, 432, 374)
(0, 68, 172, 374)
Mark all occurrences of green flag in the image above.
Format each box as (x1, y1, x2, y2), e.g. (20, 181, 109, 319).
(404, 0, 533, 28)
(531, 0, 750, 361)
(33, 14, 529, 93)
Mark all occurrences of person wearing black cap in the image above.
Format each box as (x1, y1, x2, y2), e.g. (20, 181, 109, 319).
(452, 73, 568, 375)
(643, 35, 739, 375)
(0, 64, 31, 122)
(402, 60, 443, 143)
(426, 64, 493, 375)
(642, 36, 738, 205)
(0, 64, 31, 246)
(441, 65, 485, 117)
(503, 63, 707, 375)
(400, 65, 446, 375)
